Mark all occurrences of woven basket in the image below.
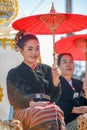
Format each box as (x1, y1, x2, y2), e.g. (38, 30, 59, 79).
(78, 113, 87, 130)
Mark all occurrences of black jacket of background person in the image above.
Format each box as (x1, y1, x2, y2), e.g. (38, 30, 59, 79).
(56, 76, 87, 124)
(7, 62, 61, 109)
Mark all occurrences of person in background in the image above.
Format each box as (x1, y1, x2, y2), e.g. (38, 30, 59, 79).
(56, 53, 87, 130)
(6, 31, 65, 130)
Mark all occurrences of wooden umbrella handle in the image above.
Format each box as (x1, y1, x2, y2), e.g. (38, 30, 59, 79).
(83, 45, 87, 98)
(85, 51, 87, 78)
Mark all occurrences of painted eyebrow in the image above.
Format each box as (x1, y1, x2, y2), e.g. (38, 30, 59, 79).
(62, 59, 73, 62)
(27, 46, 40, 48)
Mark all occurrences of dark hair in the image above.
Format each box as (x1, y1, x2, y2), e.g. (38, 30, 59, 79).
(57, 53, 73, 65)
(14, 31, 39, 50)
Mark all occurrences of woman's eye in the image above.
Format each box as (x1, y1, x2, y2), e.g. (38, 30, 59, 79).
(63, 61, 67, 64)
(36, 48, 40, 50)
(70, 61, 73, 63)
(28, 48, 32, 50)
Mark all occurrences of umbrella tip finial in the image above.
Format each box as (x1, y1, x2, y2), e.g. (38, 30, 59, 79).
(50, 2, 56, 13)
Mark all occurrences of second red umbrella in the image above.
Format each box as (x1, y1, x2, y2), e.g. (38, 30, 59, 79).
(55, 34, 87, 78)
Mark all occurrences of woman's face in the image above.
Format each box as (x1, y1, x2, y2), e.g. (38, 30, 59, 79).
(59, 55, 74, 76)
(20, 39, 40, 64)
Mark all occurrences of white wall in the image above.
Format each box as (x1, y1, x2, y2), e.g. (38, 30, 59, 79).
(0, 46, 23, 120)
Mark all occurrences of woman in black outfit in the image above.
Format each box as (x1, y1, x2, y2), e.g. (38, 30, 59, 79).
(56, 53, 87, 130)
(6, 31, 65, 130)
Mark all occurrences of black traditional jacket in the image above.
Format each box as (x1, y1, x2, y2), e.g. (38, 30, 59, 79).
(7, 62, 61, 109)
(56, 76, 87, 124)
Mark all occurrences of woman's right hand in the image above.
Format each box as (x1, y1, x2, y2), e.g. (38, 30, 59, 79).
(83, 78, 87, 96)
(52, 64, 61, 87)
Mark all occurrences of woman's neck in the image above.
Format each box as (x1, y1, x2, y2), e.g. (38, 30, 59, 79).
(24, 61, 37, 69)
(62, 74, 72, 81)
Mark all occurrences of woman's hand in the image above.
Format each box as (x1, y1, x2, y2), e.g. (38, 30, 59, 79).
(52, 64, 61, 87)
(72, 106, 87, 114)
(30, 101, 50, 107)
(83, 78, 87, 98)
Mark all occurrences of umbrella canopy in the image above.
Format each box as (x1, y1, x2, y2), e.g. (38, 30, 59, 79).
(12, 3, 87, 63)
(12, 3, 87, 35)
(12, 12, 87, 34)
(12, 3, 87, 34)
(55, 34, 87, 60)
(55, 34, 87, 77)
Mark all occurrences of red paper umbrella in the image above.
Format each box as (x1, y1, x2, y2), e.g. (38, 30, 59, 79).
(12, 3, 87, 35)
(12, 3, 87, 63)
(55, 34, 87, 77)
